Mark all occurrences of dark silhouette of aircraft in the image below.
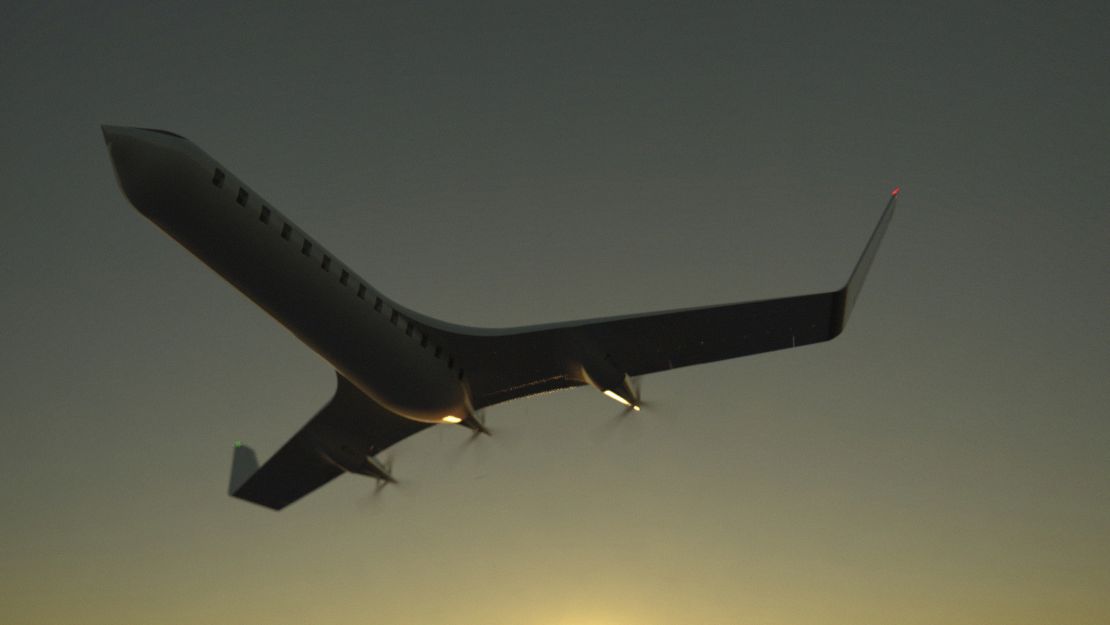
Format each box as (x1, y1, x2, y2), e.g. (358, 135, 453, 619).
(102, 126, 898, 510)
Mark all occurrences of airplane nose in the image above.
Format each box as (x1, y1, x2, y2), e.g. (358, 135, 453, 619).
(101, 124, 145, 145)
(101, 125, 192, 216)
(101, 125, 185, 146)
(102, 124, 123, 145)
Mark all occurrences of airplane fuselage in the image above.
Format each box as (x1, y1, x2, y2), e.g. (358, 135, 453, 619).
(103, 125, 898, 509)
(105, 127, 469, 423)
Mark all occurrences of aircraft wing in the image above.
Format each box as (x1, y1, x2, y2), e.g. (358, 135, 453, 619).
(458, 191, 898, 409)
(229, 374, 431, 510)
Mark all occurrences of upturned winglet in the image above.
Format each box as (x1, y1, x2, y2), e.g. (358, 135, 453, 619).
(831, 187, 899, 333)
(228, 442, 261, 496)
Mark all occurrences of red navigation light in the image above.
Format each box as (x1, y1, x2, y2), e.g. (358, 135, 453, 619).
(891, 186, 901, 196)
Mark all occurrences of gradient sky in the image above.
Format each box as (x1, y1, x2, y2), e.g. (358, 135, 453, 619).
(2, 2, 1108, 624)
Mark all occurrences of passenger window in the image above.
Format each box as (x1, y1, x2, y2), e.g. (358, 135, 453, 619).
(212, 169, 225, 187)
(301, 240, 313, 255)
(434, 346, 442, 358)
(390, 310, 399, 324)
(420, 335, 429, 348)
(373, 297, 383, 311)
(356, 282, 365, 297)
(259, 206, 271, 223)
(447, 357, 454, 370)
(236, 188, 248, 206)
(321, 255, 331, 271)
(281, 223, 292, 240)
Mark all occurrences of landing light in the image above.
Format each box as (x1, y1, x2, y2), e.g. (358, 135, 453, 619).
(603, 389, 632, 407)
(442, 415, 463, 424)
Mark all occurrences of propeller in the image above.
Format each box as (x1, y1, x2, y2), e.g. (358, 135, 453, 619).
(462, 408, 490, 437)
(356, 452, 400, 510)
(445, 408, 500, 466)
(368, 453, 396, 496)
(595, 376, 665, 439)
(610, 376, 651, 416)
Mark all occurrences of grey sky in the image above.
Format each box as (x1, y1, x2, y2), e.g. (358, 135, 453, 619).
(2, 2, 1108, 624)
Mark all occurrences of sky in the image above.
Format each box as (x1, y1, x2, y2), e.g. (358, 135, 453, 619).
(1, 2, 1108, 624)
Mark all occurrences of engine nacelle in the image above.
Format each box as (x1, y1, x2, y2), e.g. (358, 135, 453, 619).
(581, 354, 641, 410)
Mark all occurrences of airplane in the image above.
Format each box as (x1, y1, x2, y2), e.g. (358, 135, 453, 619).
(102, 125, 899, 510)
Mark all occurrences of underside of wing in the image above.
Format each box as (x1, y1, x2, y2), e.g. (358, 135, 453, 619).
(230, 373, 431, 510)
(453, 191, 898, 408)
